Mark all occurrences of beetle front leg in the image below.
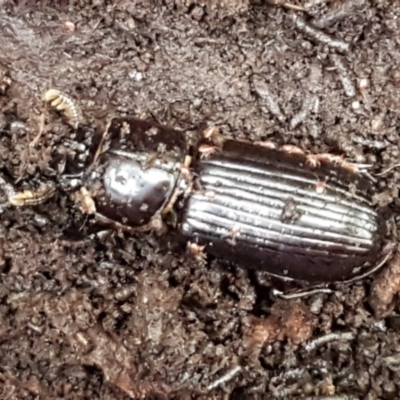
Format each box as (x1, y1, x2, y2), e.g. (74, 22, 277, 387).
(202, 126, 226, 148)
(187, 242, 208, 265)
(73, 187, 97, 215)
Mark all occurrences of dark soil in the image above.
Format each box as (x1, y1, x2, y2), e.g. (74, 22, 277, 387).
(1, 0, 400, 398)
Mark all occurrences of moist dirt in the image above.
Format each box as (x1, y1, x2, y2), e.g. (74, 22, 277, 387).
(1, 1, 400, 399)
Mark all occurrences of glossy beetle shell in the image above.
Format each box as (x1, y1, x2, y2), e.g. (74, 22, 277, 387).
(83, 118, 187, 229)
(179, 140, 390, 282)
(93, 153, 179, 227)
(78, 117, 392, 283)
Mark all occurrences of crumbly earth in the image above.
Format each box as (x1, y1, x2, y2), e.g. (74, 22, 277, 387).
(1, 0, 400, 398)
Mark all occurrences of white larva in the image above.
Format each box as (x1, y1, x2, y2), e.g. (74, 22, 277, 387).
(42, 89, 81, 127)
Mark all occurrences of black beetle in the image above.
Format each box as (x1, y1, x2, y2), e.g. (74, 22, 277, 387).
(7, 91, 395, 284)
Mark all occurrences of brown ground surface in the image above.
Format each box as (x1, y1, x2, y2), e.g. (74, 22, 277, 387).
(1, 0, 400, 399)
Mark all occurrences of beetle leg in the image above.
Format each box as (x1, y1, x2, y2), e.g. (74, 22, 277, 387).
(268, 246, 394, 291)
(162, 188, 181, 218)
(314, 153, 344, 165)
(271, 287, 334, 300)
(199, 144, 220, 160)
(374, 163, 400, 177)
(162, 155, 193, 218)
(73, 187, 96, 215)
(254, 140, 277, 150)
(180, 155, 195, 195)
(93, 210, 168, 235)
(147, 213, 168, 234)
(281, 144, 305, 156)
(162, 187, 184, 218)
(354, 162, 400, 183)
(305, 154, 321, 168)
(203, 126, 226, 148)
(203, 126, 219, 140)
(305, 153, 375, 180)
(187, 242, 207, 264)
(341, 244, 395, 284)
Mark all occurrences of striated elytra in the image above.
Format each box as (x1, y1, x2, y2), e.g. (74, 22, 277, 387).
(81, 118, 393, 283)
(180, 140, 390, 282)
